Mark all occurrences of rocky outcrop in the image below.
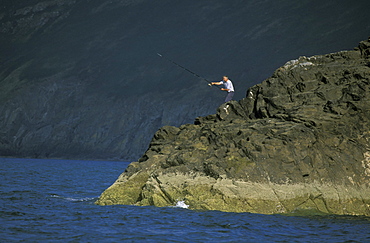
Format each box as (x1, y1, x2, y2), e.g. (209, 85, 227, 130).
(96, 38, 370, 216)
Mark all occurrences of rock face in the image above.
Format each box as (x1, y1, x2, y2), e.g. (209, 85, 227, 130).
(96, 38, 370, 216)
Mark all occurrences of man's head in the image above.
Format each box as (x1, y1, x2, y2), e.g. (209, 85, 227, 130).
(223, 76, 228, 81)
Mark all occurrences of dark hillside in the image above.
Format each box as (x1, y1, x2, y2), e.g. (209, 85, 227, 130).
(0, 0, 369, 160)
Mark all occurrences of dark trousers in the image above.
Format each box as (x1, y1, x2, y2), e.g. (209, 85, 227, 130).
(225, 92, 235, 102)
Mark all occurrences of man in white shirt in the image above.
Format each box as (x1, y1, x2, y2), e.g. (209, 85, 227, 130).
(210, 76, 235, 102)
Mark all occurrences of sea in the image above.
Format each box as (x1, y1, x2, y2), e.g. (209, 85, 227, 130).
(1, 158, 369, 243)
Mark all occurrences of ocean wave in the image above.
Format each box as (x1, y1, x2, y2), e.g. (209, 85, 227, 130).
(50, 194, 96, 202)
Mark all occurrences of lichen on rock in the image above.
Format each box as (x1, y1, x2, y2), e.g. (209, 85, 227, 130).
(96, 38, 370, 216)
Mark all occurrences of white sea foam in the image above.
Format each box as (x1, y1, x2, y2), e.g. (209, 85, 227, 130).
(65, 197, 96, 202)
(175, 200, 189, 209)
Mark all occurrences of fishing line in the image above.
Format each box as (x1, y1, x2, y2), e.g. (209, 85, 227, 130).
(157, 53, 215, 87)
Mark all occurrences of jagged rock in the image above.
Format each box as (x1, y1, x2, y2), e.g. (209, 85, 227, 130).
(359, 37, 370, 58)
(96, 39, 370, 216)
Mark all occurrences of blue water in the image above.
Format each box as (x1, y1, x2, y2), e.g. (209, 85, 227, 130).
(1, 158, 369, 242)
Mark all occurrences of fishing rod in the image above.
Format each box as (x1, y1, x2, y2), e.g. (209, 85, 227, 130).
(157, 53, 214, 87)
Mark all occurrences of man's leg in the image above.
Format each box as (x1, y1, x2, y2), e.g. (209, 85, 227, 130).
(225, 92, 234, 102)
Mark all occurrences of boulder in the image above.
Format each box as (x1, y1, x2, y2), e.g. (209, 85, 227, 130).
(96, 38, 370, 216)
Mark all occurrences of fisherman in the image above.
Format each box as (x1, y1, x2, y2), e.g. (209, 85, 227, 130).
(210, 76, 235, 102)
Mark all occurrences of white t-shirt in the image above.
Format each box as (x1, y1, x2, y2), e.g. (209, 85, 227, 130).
(223, 80, 234, 92)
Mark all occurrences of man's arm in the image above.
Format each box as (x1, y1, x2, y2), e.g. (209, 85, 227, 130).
(211, 81, 229, 91)
(211, 81, 223, 85)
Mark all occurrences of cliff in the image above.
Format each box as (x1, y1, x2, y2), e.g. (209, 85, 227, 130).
(1, 0, 370, 160)
(96, 38, 370, 216)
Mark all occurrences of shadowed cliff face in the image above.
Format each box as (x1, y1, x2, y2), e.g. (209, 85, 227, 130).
(96, 39, 370, 216)
(1, 0, 370, 160)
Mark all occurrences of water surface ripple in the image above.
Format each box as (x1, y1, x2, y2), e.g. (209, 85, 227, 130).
(1, 158, 369, 242)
